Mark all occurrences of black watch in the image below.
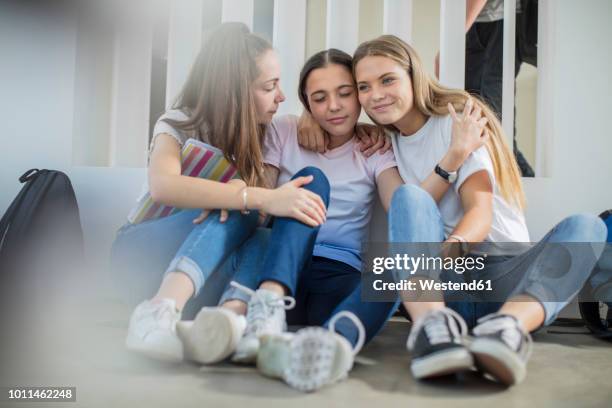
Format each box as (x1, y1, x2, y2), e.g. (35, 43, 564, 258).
(435, 164, 458, 183)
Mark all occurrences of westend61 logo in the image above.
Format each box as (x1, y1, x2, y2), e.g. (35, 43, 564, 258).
(371, 254, 487, 275)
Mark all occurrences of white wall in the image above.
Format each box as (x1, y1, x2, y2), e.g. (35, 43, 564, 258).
(515, 64, 537, 167)
(0, 5, 144, 271)
(0, 3, 78, 210)
(522, 0, 612, 239)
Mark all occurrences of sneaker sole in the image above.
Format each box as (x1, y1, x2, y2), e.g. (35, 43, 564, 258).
(470, 338, 526, 386)
(178, 308, 243, 365)
(411, 347, 473, 379)
(257, 333, 294, 379)
(231, 343, 258, 364)
(125, 333, 183, 363)
(283, 327, 343, 392)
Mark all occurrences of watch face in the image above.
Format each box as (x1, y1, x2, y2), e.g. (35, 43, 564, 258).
(448, 172, 458, 183)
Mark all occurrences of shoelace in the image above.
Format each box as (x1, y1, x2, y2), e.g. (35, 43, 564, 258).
(407, 307, 468, 350)
(328, 311, 366, 356)
(473, 314, 533, 360)
(230, 281, 296, 335)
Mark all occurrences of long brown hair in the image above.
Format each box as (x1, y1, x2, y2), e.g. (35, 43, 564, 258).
(353, 35, 525, 209)
(165, 22, 271, 187)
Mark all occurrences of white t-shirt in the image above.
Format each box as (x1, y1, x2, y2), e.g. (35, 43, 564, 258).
(148, 109, 210, 159)
(391, 115, 530, 254)
(264, 115, 398, 271)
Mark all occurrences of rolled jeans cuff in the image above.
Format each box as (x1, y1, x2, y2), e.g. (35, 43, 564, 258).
(523, 283, 564, 327)
(218, 286, 251, 305)
(165, 255, 205, 297)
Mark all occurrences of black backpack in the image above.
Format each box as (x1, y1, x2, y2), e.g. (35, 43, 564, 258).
(578, 210, 612, 340)
(0, 169, 84, 288)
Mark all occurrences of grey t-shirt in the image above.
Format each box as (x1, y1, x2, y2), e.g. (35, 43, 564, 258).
(148, 109, 210, 159)
(129, 109, 211, 221)
(476, 0, 522, 23)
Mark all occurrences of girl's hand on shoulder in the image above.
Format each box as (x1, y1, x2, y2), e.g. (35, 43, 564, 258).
(261, 176, 327, 227)
(448, 97, 489, 163)
(192, 179, 247, 224)
(298, 110, 328, 153)
(356, 124, 392, 157)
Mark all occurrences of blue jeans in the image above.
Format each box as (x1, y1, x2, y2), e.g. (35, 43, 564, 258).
(110, 205, 263, 319)
(221, 166, 398, 348)
(389, 184, 607, 328)
(218, 166, 331, 302)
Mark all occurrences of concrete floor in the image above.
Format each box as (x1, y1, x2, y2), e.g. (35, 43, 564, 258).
(2, 290, 611, 408)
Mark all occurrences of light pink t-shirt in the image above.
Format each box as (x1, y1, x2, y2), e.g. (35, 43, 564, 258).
(264, 115, 397, 271)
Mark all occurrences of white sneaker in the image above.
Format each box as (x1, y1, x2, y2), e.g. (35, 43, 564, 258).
(125, 298, 183, 362)
(257, 311, 366, 392)
(231, 282, 295, 364)
(176, 307, 247, 364)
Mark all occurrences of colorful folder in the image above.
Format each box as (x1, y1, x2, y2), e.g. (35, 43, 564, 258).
(127, 138, 239, 224)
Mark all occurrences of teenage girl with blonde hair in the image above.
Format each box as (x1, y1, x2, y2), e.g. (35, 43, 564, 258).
(349, 34, 606, 386)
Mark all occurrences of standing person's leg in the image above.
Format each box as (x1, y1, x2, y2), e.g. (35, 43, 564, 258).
(511, 13, 536, 177)
(478, 20, 504, 117)
(465, 20, 534, 176)
(464, 214, 607, 385)
(465, 22, 487, 105)
(388, 184, 473, 379)
(113, 209, 260, 361)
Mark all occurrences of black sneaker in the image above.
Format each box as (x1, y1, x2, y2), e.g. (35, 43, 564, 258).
(469, 313, 532, 386)
(407, 307, 473, 379)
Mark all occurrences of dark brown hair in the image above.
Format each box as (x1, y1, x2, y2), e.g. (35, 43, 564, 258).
(298, 48, 353, 112)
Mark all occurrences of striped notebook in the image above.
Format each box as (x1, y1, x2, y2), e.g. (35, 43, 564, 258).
(127, 138, 239, 224)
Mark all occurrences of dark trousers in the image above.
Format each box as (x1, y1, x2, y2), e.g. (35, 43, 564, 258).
(465, 15, 535, 177)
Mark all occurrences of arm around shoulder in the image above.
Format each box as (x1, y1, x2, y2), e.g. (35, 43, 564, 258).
(376, 167, 404, 213)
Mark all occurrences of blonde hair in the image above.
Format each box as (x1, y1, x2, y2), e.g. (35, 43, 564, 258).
(353, 35, 525, 209)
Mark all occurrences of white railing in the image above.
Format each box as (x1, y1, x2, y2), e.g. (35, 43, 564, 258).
(502, 0, 517, 146)
(439, 0, 466, 89)
(93, 0, 549, 175)
(273, 0, 307, 115)
(221, 0, 254, 28)
(166, 0, 204, 112)
(383, 0, 413, 44)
